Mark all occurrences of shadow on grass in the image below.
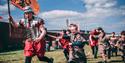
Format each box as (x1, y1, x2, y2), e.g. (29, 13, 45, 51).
(0, 61, 7, 63)
(97, 60, 124, 63)
(0, 59, 23, 63)
(109, 60, 124, 63)
(97, 61, 104, 63)
(0, 52, 16, 55)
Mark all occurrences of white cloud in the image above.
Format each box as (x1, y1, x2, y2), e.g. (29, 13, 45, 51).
(38, 10, 85, 30)
(120, 6, 125, 15)
(39, 9, 125, 31)
(38, 0, 125, 33)
(38, 0, 125, 21)
(82, 0, 125, 18)
(39, 10, 82, 19)
(0, 3, 16, 22)
(39, 10, 104, 30)
(104, 20, 125, 33)
(84, 0, 116, 8)
(0, 4, 15, 14)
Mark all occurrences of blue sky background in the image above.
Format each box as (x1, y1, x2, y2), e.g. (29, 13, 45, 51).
(0, 0, 125, 34)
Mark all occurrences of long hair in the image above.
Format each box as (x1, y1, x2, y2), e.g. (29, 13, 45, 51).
(121, 30, 125, 36)
(97, 27, 105, 38)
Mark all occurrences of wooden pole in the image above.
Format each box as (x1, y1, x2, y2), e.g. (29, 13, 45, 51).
(7, 0, 11, 37)
(7, 0, 11, 16)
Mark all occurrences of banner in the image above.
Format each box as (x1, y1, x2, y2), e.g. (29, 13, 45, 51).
(11, 0, 40, 15)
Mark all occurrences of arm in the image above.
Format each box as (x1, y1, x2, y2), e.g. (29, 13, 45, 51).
(47, 34, 58, 39)
(39, 26, 46, 40)
(115, 39, 120, 47)
(34, 25, 46, 42)
(9, 16, 19, 28)
(47, 33, 63, 39)
(89, 35, 93, 43)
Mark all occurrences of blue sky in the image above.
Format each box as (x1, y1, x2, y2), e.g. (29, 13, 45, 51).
(0, 0, 125, 33)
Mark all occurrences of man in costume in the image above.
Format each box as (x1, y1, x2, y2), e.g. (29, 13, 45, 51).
(9, 6, 53, 63)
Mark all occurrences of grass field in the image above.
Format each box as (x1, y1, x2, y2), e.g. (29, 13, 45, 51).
(0, 45, 124, 63)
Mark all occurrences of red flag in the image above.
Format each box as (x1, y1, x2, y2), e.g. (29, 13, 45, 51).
(11, 0, 40, 15)
(11, 0, 24, 10)
(30, 0, 40, 14)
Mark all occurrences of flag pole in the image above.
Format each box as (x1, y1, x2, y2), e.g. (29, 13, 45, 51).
(7, 0, 11, 16)
(7, 0, 11, 37)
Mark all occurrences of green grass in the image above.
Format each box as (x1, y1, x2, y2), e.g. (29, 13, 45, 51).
(0, 45, 123, 63)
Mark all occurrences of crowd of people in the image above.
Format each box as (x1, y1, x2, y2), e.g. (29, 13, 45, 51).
(89, 28, 125, 63)
(8, 6, 125, 63)
(46, 24, 125, 63)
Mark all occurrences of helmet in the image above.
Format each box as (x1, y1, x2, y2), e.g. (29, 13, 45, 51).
(24, 6, 33, 13)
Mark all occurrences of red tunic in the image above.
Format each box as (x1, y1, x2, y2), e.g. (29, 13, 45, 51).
(24, 39, 46, 57)
(59, 39, 70, 50)
(89, 30, 99, 47)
